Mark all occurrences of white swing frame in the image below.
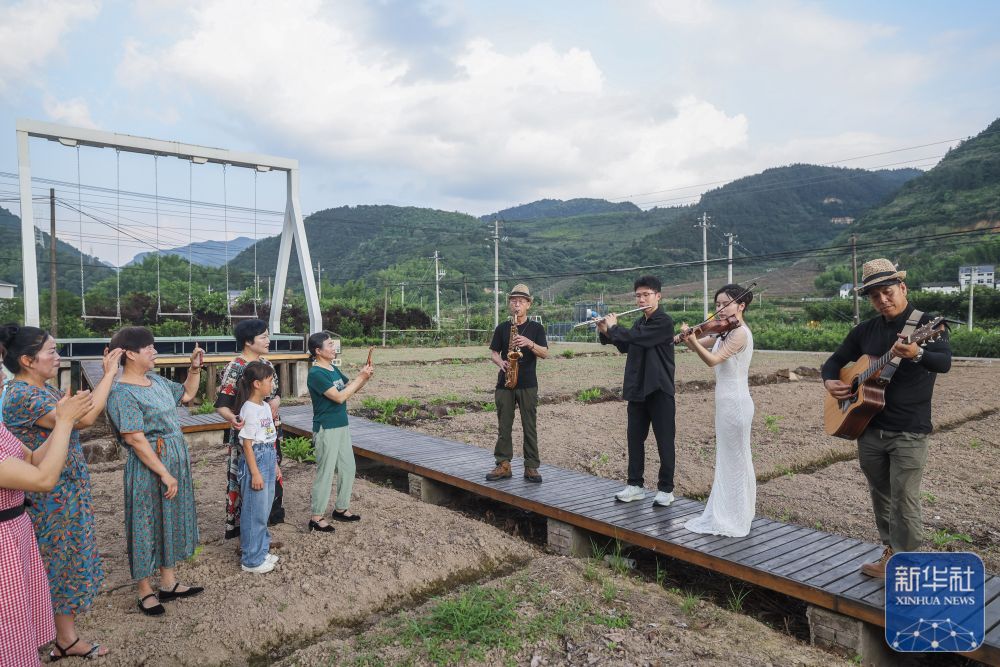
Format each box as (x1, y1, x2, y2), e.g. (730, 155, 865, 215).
(15, 118, 322, 334)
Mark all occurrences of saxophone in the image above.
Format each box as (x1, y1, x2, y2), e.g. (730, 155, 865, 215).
(504, 318, 523, 389)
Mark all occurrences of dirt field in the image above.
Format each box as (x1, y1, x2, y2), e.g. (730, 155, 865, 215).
(61, 343, 996, 665)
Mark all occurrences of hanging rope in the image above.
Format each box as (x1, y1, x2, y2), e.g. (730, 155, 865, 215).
(186, 160, 194, 318)
(252, 169, 259, 316)
(154, 155, 162, 318)
(223, 163, 232, 319)
(114, 150, 122, 319)
(77, 146, 86, 317)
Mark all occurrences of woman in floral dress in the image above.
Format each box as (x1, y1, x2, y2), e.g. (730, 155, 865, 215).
(1, 324, 122, 660)
(106, 327, 205, 616)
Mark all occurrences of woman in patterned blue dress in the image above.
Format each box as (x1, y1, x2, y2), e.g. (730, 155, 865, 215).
(106, 327, 205, 616)
(1, 324, 122, 660)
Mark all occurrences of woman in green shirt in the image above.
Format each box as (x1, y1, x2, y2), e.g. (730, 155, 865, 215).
(306, 333, 373, 532)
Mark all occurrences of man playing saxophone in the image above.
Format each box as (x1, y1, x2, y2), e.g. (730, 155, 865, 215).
(487, 283, 549, 483)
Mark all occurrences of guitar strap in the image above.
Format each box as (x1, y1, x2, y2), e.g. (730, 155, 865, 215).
(878, 308, 924, 384)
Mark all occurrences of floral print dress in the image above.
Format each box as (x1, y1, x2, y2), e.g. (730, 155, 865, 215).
(106, 374, 199, 580)
(1, 380, 103, 616)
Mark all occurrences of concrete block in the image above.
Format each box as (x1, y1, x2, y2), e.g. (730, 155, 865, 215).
(547, 518, 600, 558)
(407, 474, 454, 505)
(185, 429, 226, 449)
(294, 361, 310, 397)
(806, 605, 916, 666)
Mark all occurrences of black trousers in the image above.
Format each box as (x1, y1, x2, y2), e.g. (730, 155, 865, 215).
(626, 390, 676, 492)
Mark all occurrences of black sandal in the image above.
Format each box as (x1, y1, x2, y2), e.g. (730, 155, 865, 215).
(50, 637, 105, 661)
(158, 582, 204, 601)
(137, 592, 165, 616)
(309, 519, 335, 532)
(331, 510, 361, 522)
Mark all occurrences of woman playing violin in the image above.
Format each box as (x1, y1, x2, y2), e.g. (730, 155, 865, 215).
(680, 283, 757, 538)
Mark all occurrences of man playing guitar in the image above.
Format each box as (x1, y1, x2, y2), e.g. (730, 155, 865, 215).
(822, 258, 952, 578)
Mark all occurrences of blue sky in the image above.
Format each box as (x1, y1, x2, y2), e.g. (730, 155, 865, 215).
(1, 0, 999, 263)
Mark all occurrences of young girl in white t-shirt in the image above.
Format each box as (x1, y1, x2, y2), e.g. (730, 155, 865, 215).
(234, 362, 279, 573)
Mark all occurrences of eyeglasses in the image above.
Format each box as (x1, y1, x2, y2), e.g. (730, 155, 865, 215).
(634, 291, 657, 299)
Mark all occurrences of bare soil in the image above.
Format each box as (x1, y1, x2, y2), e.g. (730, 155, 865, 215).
(64, 347, 997, 665)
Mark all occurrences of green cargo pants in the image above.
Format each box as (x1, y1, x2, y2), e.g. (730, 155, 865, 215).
(494, 387, 540, 469)
(857, 428, 929, 552)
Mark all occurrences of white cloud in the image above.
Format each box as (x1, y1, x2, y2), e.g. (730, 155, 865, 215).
(42, 95, 97, 128)
(115, 0, 753, 213)
(0, 0, 100, 95)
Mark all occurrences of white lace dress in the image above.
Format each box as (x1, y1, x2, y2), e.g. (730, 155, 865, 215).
(684, 326, 756, 537)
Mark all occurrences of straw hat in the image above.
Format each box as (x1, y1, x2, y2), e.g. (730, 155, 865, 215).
(508, 283, 532, 301)
(856, 258, 906, 295)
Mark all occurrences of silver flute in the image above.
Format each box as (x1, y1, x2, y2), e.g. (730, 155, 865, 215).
(572, 306, 648, 328)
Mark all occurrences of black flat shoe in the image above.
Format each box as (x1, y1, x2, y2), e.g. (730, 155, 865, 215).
(309, 519, 335, 532)
(331, 510, 361, 522)
(158, 582, 205, 601)
(138, 593, 165, 616)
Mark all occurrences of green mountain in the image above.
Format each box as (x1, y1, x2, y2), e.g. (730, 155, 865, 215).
(481, 198, 641, 221)
(815, 118, 1000, 290)
(0, 206, 110, 294)
(227, 165, 922, 303)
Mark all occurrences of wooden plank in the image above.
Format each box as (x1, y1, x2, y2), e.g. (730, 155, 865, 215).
(673, 518, 777, 552)
(709, 523, 806, 559)
(788, 541, 881, 583)
(805, 546, 886, 589)
(771, 537, 864, 578)
(739, 530, 832, 568)
(751, 533, 847, 572)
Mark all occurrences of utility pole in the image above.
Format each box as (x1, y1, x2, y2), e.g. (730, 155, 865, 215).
(315, 262, 323, 300)
(724, 232, 737, 284)
(463, 277, 469, 342)
(433, 250, 441, 331)
(267, 276, 271, 304)
(399, 282, 406, 308)
(492, 220, 500, 327)
(49, 188, 58, 336)
(382, 285, 389, 347)
(850, 234, 860, 325)
(968, 267, 976, 331)
(697, 213, 711, 318)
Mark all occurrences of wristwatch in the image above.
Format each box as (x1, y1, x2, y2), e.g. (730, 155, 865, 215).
(912, 348, 924, 363)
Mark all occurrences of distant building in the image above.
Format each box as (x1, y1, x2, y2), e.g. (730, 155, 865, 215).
(227, 290, 244, 306)
(574, 301, 608, 322)
(830, 217, 854, 225)
(959, 265, 995, 289)
(838, 283, 854, 298)
(921, 283, 961, 295)
(0, 280, 15, 299)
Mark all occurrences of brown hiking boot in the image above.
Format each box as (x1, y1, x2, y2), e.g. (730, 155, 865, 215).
(485, 461, 512, 481)
(860, 546, 894, 578)
(524, 467, 543, 483)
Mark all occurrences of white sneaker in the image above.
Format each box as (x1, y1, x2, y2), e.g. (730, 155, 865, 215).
(653, 491, 675, 506)
(615, 485, 646, 502)
(241, 559, 276, 574)
(265, 553, 279, 564)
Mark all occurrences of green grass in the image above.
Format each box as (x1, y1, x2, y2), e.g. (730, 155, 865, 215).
(560, 349, 575, 359)
(727, 584, 751, 613)
(763, 414, 782, 434)
(921, 491, 937, 504)
(347, 578, 634, 666)
(680, 591, 700, 616)
(481, 401, 496, 412)
(429, 393, 460, 406)
(193, 401, 216, 415)
(930, 530, 973, 547)
(576, 387, 601, 402)
(446, 407, 466, 416)
(281, 436, 316, 463)
(361, 396, 421, 423)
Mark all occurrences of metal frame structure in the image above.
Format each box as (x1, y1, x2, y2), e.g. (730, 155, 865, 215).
(15, 118, 322, 333)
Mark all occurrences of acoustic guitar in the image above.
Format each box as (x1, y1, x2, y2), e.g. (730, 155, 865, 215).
(823, 316, 946, 439)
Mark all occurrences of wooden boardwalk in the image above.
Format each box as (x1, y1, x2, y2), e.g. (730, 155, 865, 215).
(278, 411, 1000, 666)
(78, 357, 1000, 663)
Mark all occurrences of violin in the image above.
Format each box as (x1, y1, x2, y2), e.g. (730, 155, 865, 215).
(673, 315, 742, 344)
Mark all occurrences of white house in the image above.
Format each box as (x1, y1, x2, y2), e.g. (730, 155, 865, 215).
(959, 265, 995, 289)
(921, 283, 961, 295)
(0, 280, 15, 299)
(838, 283, 854, 298)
